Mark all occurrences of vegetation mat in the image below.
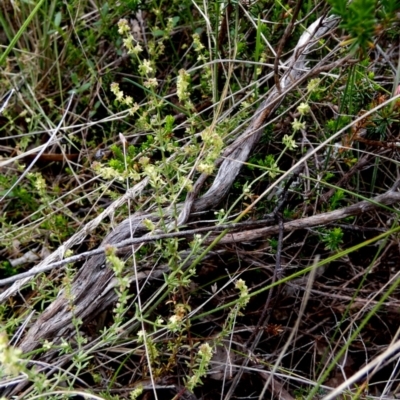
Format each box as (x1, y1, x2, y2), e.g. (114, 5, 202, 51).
(1, 0, 400, 399)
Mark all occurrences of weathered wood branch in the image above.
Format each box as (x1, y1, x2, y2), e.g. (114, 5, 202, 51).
(206, 190, 400, 245)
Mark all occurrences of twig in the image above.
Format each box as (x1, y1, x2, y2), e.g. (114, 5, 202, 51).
(0, 217, 277, 287)
(212, 190, 400, 245)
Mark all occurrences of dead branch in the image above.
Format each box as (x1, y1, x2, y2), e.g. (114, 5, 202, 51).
(209, 190, 400, 245)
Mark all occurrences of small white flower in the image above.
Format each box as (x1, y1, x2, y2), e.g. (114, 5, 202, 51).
(297, 102, 310, 115)
(282, 134, 298, 150)
(177, 69, 191, 102)
(117, 19, 130, 35)
(307, 78, 320, 93)
(144, 78, 158, 88)
(291, 118, 306, 132)
(140, 59, 153, 75)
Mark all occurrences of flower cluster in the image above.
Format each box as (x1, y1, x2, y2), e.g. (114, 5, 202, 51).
(177, 68, 191, 104)
(110, 82, 139, 114)
(235, 279, 250, 307)
(118, 19, 143, 55)
(0, 332, 23, 377)
(285, 80, 318, 150)
(196, 127, 224, 174)
(117, 19, 158, 90)
(186, 342, 213, 391)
